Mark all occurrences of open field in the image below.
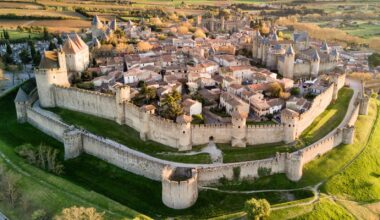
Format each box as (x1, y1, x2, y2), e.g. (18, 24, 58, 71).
(0, 2, 43, 10)
(0, 29, 43, 41)
(0, 19, 91, 33)
(0, 9, 86, 19)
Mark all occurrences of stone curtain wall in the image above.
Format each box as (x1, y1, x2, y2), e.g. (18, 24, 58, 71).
(246, 124, 285, 145)
(26, 107, 70, 142)
(23, 97, 359, 184)
(50, 79, 345, 149)
(53, 85, 117, 121)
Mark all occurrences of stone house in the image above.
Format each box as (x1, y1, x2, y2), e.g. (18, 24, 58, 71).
(182, 99, 202, 116)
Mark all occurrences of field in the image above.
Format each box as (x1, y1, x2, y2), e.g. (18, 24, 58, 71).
(0, 9, 86, 19)
(0, 29, 43, 41)
(0, 2, 43, 10)
(0, 19, 91, 33)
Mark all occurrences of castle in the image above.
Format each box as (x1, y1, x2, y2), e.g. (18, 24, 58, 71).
(62, 33, 90, 72)
(252, 30, 340, 79)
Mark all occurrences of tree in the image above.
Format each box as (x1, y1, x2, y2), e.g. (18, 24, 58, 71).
(6, 43, 12, 55)
(57, 35, 63, 45)
(54, 206, 104, 220)
(136, 41, 152, 52)
(32, 209, 48, 220)
(177, 26, 189, 35)
(193, 28, 206, 38)
(160, 90, 183, 120)
(43, 27, 49, 40)
(290, 87, 301, 96)
(267, 82, 283, 98)
(19, 48, 32, 65)
(1, 170, 21, 207)
(244, 198, 271, 220)
(48, 41, 56, 50)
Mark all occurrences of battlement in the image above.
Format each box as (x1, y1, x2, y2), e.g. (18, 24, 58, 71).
(246, 123, 285, 129)
(192, 123, 233, 129)
(53, 84, 114, 98)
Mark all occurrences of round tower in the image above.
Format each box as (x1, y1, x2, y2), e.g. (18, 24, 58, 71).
(285, 152, 303, 181)
(231, 110, 247, 148)
(162, 167, 198, 209)
(281, 108, 299, 144)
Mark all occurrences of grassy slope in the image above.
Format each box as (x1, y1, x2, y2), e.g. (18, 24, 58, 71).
(49, 108, 211, 164)
(324, 99, 380, 202)
(0, 29, 43, 40)
(214, 98, 378, 191)
(269, 196, 355, 220)
(298, 87, 354, 147)
(0, 90, 142, 219)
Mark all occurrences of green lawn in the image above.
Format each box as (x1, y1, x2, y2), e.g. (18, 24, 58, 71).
(218, 142, 294, 163)
(297, 87, 354, 147)
(0, 89, 143, 219)
(0, 29, 43, 41)
(48, 107, 211, 164)
(212, 98, 378, 191)
(324, 99, 380, 202)
(271, 197, 355, 220)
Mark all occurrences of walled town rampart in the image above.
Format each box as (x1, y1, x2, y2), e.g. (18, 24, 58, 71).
(36, 74, 346, 150)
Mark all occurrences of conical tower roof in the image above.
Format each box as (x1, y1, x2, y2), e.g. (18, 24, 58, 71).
(286, 45, 295, 56)
(311, 49, 320, 61)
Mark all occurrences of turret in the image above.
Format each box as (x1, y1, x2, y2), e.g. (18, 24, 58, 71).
(329, 48, 339, 62)
(115, 84, 130, 124)
(281, 108, 299, 143)
(92, 15, 103, 29)
(285, 152, 303, 181)
(310, 49, 320, 78)
(176, 114, 192, 151)
(320, 41, 330, 54)
(110, 18, 117, 31)
(139, 104, 156, 140)
(35, 49, 70, 107)
(283, 45, 295, 79)
(231, 110, 247, 148)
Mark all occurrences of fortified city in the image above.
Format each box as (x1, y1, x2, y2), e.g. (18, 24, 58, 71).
(0, 1, 380, 219)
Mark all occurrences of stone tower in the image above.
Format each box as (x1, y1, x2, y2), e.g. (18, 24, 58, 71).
(35, 49, 70, 108)
(281, 108, 299, 144)
(283, 45, 295, 79)
(176, 114, 192, 151)
(231, 110, 247, 148)
(252, 30, 261, 59)
(285, 152, 303, 181)
(221, 16, 225, 31)
(115, 84, 131, 124)
(139, 104, 155, 141)
(310, 49, 320, 78)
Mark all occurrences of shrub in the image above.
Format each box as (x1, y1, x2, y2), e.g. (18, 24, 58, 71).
(244, 198, 271, 220)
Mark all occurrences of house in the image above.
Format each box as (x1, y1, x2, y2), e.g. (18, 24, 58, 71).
(286, 97, 311, 113)
(250, 98, 284, 117)
(220, 92, 249, 115)
(123, 68, 161, 84)
(182, 98, 202, 116)
(227, 83, 245, 96)
(228, 66, 254, 81)
(213, 55, 240, 67)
